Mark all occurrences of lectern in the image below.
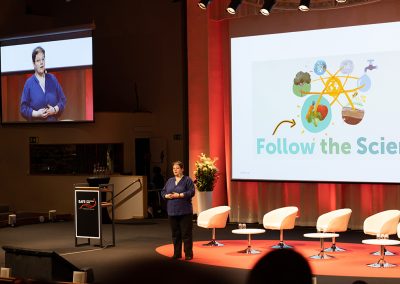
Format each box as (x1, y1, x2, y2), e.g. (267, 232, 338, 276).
(86, 176, 112, 223)
(74, 182, 115, 248)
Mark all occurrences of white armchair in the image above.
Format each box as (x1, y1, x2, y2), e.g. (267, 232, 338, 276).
(316, 208, 352, 252)
(263, 206, 298, 249)
(197, 206, 231, 246)
(398, 222, 400, 239)
(363, 209, 400, 256)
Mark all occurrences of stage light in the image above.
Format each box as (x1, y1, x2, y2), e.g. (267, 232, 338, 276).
(0, 267, 11, 278)
(73, 271, 87, 284)
(198, 0, 211, 10)
(260, 0, 276, 16)
(298, 0, 310, 11)
(8, 214, 16, 227)
(227, 0, 242, 15)
(49, 209, 57, 222)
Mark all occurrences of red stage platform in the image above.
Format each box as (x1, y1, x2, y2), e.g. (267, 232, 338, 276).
(156, 240, 400, 279)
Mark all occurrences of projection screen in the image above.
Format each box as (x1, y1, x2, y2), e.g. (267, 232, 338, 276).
(231, 21, 400, 183)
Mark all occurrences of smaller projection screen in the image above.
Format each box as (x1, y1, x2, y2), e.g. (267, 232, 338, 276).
(1, 28, 94, 123)
(231, 21, 400, 183)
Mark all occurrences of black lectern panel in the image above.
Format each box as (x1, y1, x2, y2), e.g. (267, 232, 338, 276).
(75, 189, 100, 238)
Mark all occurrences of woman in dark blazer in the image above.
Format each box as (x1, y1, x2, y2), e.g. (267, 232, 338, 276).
(161, 161, 195, 260)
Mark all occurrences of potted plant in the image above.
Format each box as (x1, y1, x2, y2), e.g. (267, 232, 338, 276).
(194, 153, 218, 212)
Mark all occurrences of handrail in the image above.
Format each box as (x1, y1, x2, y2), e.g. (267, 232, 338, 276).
(106, 179, 142, 203)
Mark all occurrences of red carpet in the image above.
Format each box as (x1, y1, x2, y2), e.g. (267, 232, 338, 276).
(156, 240, 400, 278)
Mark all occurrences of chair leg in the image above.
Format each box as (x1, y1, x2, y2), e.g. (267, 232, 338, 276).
(324, 236, 346, 252)
(271, 229, 292, 249)
(203, 228, 224, 247)
(367, 245, 396, 268)
(370, 235, 396, 255)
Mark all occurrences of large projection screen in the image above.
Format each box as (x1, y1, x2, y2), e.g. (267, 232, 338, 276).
(231, 21, 400, 183)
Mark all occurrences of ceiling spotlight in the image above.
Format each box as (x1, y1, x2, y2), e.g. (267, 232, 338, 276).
(336, 0, 347, 3)
(198, 0, 211, 10)
(298, 0, 310, 11)
(227, 0, 242, 15)
(260, 0, 276, 16)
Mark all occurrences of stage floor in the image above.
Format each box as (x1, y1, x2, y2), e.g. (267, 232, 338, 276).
(1, 219, 400, 284)
(157, 240, 400, 278)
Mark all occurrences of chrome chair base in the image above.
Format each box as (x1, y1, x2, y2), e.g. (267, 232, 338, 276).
(324, 244, 346, 252)
(272, 242, 293, 249)
(203, 240, 224, 247)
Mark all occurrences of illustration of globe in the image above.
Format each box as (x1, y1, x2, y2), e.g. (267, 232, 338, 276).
(314, 60, 327, 75)
(301, 95, 332, 133)
(358, 74, 371, 92)
(340, 59, 354, 75)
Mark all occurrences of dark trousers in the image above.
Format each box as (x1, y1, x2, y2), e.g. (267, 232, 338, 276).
(169, 214, 193, 257)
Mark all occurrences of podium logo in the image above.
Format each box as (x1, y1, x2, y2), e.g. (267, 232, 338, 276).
(78, 198, 97, 210)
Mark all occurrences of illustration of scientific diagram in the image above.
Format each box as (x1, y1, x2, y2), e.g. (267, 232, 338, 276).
(292, 59, 376, 133)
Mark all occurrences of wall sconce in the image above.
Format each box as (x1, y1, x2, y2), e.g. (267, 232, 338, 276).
(227, 0, 242, 15)
(299, 0, 311, 11)
(260, 0, 276, 16)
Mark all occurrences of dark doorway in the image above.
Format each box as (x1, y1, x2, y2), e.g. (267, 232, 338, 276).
(135, 138, 151, 179)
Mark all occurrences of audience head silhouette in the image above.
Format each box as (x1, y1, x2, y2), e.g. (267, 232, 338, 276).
(246, 249, 313, 284)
